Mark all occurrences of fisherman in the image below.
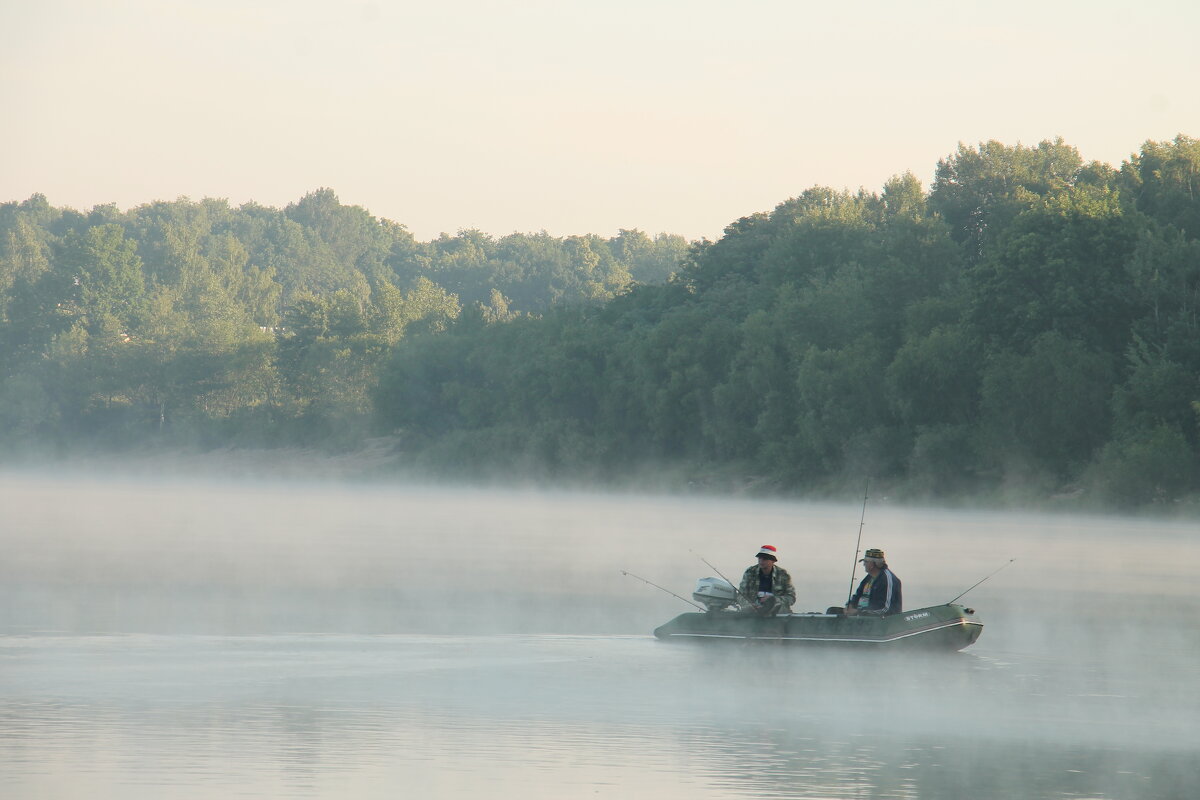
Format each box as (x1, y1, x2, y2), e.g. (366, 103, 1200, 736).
(845, 547, 902, 616)
(738, 545, 796, 616)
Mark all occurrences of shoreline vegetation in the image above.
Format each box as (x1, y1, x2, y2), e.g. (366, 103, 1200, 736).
(3, 135, 1200, 512)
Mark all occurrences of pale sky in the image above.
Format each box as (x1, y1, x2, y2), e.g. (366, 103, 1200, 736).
(3, 0, 1198, 242)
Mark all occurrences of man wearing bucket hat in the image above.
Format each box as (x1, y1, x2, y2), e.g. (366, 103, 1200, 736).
(845, 548, 902, 616)
(737, 545, 796, 616)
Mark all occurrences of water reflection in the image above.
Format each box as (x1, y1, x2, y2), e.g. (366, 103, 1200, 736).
(2, 473, 1198, 799)
(2, 631, 1197, 799)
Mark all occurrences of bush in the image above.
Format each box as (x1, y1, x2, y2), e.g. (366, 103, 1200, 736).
(1084, 425, 1197, 508)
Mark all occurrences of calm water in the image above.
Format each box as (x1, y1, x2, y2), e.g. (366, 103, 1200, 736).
(2, 470, 1197, 799)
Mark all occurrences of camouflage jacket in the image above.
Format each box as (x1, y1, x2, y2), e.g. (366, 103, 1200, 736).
(738, 564, 796, 612)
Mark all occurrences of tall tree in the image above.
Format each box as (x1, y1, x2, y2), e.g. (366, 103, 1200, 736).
(57, 224, 146, 338)
(976, 332, 1116, 479)
(929, 138, 1085, 261)
(967, 185, 1144, 356)
(1118, 135, 1200, 239)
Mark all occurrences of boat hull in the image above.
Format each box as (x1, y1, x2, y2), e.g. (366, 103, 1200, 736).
(653, 603, 982, 651)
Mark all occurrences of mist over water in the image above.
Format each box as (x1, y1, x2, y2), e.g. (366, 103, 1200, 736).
(2, 469, 1196, 799)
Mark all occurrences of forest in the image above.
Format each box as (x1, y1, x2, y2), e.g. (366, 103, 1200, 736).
(2, 135, 1198, 510)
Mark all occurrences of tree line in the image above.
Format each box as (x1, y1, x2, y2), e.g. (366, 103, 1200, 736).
(375, 136, 1200, 509)
(3, 136, 1199, 509)
(0, 188, 686, 448)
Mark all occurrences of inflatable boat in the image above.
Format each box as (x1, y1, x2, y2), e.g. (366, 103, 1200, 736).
(652, 577, 983, 651)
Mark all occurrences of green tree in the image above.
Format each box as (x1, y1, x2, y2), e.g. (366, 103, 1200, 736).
(976, 332, 1115, 479)
(1085, 425, 1196, 508)
(967, 186, 1144, 356)
(398, 276, 461, 334)
(0, 217, 52, 306)
(57, 223, 146, 337)
(608, 228, 687, 284)
(929, 138, 1085, 260)
(1111, 337, 1199, 447)
(127, 260, 276, 432)
(885, 324, 981, 429)
(792, 335, 895, 481)
(284, 188, 408, 283)
(1126, 225, 1200, 365)
(208, 232, 281, 328)
(1118, 135, 1200, 239)
(707, 308, 790, 463)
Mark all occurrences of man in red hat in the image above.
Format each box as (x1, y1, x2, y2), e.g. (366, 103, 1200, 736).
(738, 545, 796, 616)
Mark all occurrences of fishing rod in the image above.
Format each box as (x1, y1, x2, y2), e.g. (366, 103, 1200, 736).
(690, 550, 757, 608)
(620, 570, 706, 611)
(947, 558, 1015, 604)
(845, 481, 869, 599)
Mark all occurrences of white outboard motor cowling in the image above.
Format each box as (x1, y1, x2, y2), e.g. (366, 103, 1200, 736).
(692, 577, 738, 611)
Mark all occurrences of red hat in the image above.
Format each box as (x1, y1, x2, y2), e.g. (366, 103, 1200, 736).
(756, 545, 778, 561)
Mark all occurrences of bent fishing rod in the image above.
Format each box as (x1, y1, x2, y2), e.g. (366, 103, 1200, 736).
(620, 570, 706, 611)
(947, 558, 1015, 604)
(845, 481, 869, 599)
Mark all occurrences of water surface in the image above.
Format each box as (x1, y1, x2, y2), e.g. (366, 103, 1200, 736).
(2, 472, 1195, 799)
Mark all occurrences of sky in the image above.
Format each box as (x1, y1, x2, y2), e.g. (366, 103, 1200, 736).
(3, 0, 1199, 242)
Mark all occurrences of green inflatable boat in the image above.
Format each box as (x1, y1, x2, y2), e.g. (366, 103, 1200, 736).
(652, 578, 983, 650)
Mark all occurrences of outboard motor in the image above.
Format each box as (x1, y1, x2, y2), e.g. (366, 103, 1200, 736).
(692, 577, 738, 611)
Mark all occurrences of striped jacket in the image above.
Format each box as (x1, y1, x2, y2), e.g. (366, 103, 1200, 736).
(848, 568, 902, 615)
